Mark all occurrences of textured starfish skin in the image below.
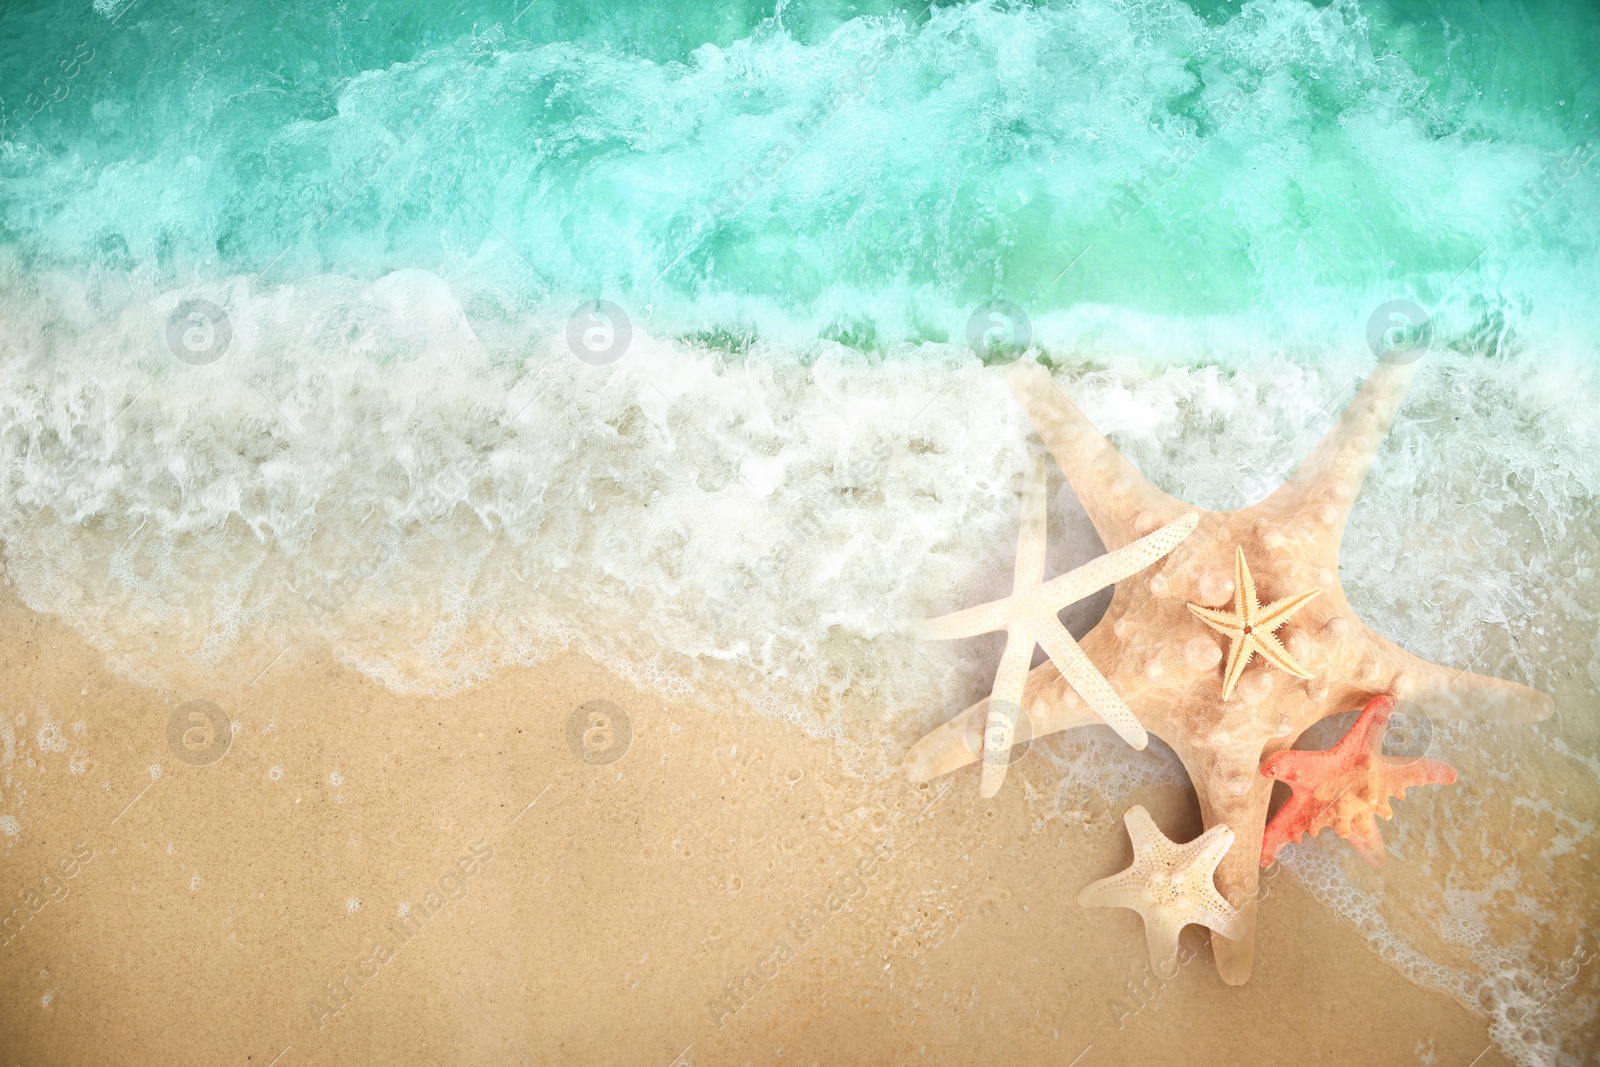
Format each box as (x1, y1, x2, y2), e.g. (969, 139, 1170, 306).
(905, 358, 1554, 984)
(1078, 805, 1244, 978)
(1188, 547, 1321, 699)
(1260, 695, 1457, 868)
(912, 454, 1198, 797)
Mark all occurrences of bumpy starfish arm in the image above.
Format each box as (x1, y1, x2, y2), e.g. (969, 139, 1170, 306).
(1034, 616, 1148, 749)
(1077, 869, 1141, 910)
(1191, 897, 1246, 942)
(1186, 769, 1278, 986)
(1004, 361, 1192, 547)
(1380, 637, 1554, 723)
(1260, 790, 1321, 864)
(1269, 360, 1419, 551)
(1120, 803, 1166, 852)
(1396, 758, 1461, 790)
(903, 662, 1101, 783)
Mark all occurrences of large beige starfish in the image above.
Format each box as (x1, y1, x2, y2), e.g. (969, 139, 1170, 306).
(1078, 805, 1244, 978)
(905, 358, 1553, 984)
(913, 454, 1197, 797)
(1187, 547, 1321, 699)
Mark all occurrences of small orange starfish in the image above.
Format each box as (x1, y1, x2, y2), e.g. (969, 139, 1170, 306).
(1260, 695, 1457, 868)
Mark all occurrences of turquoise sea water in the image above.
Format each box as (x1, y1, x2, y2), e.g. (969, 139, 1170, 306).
(2, 0, 1598, 351)
(1, 5, 1598, 1062)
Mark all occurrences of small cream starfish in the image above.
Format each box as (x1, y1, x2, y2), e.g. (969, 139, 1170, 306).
(1187, 547, 1322, 699)
(1078, 805, 1244, 978)
(912, 454, 1197, 797)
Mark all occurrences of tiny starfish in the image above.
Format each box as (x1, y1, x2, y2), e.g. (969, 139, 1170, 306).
(1078, 805, 1244, 978)
(906, 358, 1552, 982)
(912, 454, 1197, 796)
(1187, 547, 1322, 699)
(1260, 694, 1457, 868)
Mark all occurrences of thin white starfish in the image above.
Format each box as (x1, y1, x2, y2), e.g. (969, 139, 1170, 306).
(912, 454, 1198, 797)
(1078, 805, 1244, 978)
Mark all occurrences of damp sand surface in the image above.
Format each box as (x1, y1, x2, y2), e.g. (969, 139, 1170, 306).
(0, 587, 1535, 1067)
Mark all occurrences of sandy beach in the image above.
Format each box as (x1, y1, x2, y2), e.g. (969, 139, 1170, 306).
(5, 6, 1600, 1060)
(0, 572, 1544, 1066)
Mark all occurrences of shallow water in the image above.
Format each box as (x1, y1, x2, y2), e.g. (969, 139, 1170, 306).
(2, 0, 1599, 1063)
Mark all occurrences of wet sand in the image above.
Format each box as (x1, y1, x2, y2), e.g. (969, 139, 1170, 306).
(0, 583, 1522, 1066)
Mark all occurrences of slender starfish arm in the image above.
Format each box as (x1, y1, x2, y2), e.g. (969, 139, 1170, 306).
(1251, 629, 1314, 679)
(909, 454, 1051, 643)
(1187, 603, 1244, 633)
(903, 662, 1100, 783)
(983, 511, 1196, 767)
(1005, 361, 1192, 547)
(1268, 360, 1419, 554)
(1255, 587, 1322, 629)
(1038, 511, 1200, 604)
(909, 599, 1016, 642)
(977, 454, 1055, 797)
(1218, 633, 1257, 699)
(1234, 544, 1259, 616)
(907, 512, 1196, 783)
(1034, 615, 1147, 750)
(980, 628, 1038, 798)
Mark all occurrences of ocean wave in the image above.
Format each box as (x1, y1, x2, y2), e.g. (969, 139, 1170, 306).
(2, 0, 1596, 349)
(2, 0, 1599, 1059)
